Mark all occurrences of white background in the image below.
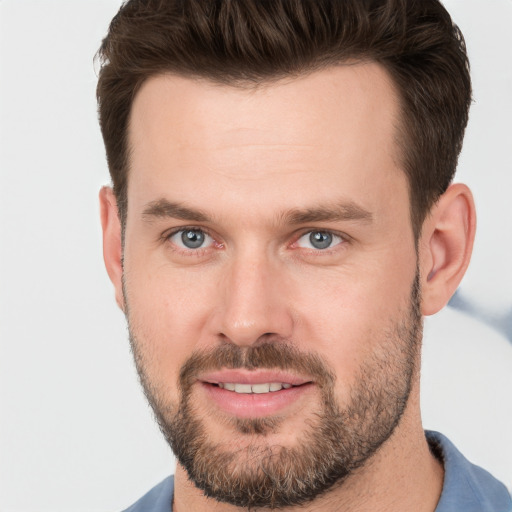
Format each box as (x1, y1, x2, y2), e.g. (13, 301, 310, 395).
(0, 1, 511, 511)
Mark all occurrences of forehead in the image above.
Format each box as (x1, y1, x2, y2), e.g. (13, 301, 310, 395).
(127, 63, 406, 222)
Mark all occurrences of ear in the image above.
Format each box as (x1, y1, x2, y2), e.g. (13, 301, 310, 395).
(99, 186, 125, 311)
(419, 183, 476, 316)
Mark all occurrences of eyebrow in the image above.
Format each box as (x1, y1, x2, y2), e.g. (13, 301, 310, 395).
(284, 202, 373, 225)
(142, 199, 210, 222)
(142, 198, 373, 225)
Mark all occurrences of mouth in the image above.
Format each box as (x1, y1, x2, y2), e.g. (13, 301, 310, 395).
(198, 370, 314, 418)
(216, 382, 293, 393)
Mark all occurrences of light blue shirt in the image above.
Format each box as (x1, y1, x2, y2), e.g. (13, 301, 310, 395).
(123, 431, 512, 511)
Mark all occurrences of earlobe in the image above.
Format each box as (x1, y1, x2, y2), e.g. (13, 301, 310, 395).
(99, 186, 125, 311)
(419, 183, 476, 316)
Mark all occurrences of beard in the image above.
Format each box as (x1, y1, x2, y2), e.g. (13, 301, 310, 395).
(127, 272, 422, 509)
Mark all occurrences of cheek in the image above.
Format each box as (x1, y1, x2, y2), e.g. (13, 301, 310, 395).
(124, 262, 218, 388)
(291, 256, 417, 386)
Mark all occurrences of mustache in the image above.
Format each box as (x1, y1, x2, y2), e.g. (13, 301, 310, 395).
(179, 341, 335, 391)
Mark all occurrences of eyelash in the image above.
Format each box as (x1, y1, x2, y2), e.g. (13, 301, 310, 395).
(291, 229, 347, 254)
(161, 227, 348, 256)
(162, 226, 221, 256)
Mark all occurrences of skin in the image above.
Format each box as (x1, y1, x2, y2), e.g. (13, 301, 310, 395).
(100, 62, 476, 511)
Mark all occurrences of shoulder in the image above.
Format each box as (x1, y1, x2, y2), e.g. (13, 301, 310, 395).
(427, 431, 512, 512)
(122, 475, 175, 512)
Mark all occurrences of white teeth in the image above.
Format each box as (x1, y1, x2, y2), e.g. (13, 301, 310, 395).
(251, 383, 271, 394)
(218, 382, 293, 393)
(234, 383, 252, 393)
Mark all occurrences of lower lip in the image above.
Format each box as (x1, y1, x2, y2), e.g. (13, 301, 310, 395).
(200, 382, 314, 418)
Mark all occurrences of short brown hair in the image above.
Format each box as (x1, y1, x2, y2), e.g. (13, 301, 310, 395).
(96, 0, 471, 237)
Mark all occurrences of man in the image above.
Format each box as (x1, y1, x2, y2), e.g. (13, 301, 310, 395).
(96, 0, 512, 510)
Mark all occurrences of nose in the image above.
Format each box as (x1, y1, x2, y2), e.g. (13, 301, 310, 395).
(213, 254, 295, 347)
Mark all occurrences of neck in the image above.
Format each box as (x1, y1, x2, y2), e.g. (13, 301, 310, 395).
(173, 385, 443, 512)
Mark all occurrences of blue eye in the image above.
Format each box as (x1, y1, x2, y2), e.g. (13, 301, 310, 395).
(169, 229, 213, 250)
(296, 231, 343, 250)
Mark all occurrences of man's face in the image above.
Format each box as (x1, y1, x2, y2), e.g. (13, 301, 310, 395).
(122, 63, 422, 507)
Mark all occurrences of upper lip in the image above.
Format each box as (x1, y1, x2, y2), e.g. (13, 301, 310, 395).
(200, 369, 312, 386)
